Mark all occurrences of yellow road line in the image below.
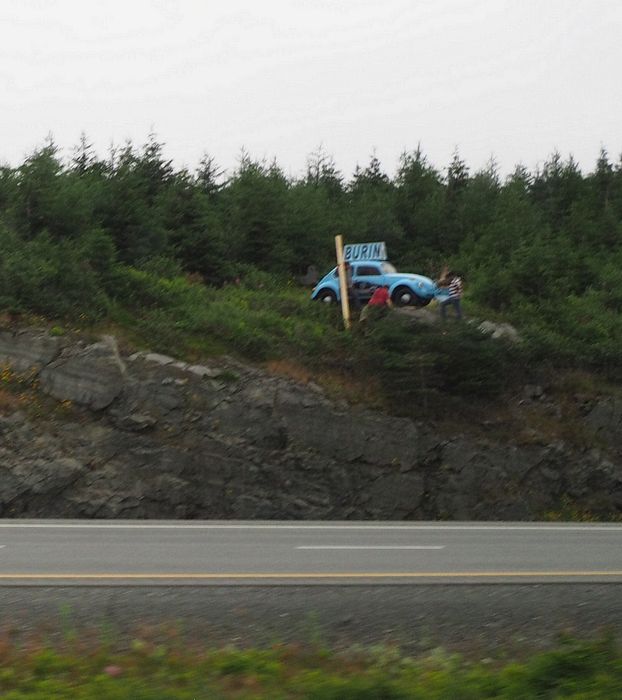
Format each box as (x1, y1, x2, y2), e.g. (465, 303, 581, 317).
(0, 571, 621, 580)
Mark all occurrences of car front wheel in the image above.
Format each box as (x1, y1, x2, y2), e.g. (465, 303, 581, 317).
(317, 289, 337, 304)
(411, 294, 431, 308)
(391, 285, 414, 307)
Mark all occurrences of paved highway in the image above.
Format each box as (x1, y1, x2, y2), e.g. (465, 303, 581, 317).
(1, 520, 621, 585)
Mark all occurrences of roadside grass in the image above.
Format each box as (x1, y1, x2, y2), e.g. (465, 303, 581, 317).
(542, 496, 622, 523)
(0, 633, 620, 698)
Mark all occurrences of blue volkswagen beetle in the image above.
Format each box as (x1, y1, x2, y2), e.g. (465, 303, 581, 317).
(311, 260, 438, 307)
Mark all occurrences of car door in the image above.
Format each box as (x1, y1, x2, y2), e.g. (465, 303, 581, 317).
(352, 263, 384, 302)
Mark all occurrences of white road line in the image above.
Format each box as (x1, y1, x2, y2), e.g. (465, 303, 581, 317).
(296, 545, 445, 550)
(0, 523, 620, 531)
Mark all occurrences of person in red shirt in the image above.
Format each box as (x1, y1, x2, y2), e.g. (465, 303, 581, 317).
(360, 285, 392, 322)
(368, 285, 390, 306)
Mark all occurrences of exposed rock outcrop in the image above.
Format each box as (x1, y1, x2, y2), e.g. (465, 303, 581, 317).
(0, 327, 620, 520)
(585, 397, 622, 454)
(0, 328, 63, 374)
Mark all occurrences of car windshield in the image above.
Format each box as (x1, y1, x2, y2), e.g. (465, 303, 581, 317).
(331, 262, 396, 277)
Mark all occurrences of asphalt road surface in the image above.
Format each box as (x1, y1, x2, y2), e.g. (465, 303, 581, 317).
(0, 520, 621, 584)
(1, 521, 621, 653)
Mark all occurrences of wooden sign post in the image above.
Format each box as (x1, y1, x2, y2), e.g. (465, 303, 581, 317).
(335, 234, 351, 330)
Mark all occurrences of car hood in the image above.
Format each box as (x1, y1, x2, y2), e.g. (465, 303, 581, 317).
(385, 273, 437, 289)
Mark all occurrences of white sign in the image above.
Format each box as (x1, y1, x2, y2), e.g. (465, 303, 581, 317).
(343, 241, 387, 262)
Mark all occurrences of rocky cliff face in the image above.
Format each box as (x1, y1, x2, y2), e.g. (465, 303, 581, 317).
(0, 327, 620, 520)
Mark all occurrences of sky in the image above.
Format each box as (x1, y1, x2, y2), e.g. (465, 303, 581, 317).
(2, 0, 621, 180)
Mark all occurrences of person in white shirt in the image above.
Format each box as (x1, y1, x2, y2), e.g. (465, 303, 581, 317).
(440, 271, 463, 320)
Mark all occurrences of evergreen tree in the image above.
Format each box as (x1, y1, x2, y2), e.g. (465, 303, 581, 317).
(96, 139, 168, 264)
(137, 132, 174, 202)
(164, 168, 231, 283)
(71, 132, 98, 175)
(347, 153, 403, 257)
(196, 153, 225, 197)
(594, 147, 614, 208)
(305, 145, 344, 201)
(395, 147, 445, 268)
(442, 148, 470, 253)
(223, 155, 290, 271)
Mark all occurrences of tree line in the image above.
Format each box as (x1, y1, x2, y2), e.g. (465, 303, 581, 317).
(1, 133, 622, 371)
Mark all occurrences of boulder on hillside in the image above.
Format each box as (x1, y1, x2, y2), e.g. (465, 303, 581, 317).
(40, 336, 126, 410)
(477, 320, 520, 342)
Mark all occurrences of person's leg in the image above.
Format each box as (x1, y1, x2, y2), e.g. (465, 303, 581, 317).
(440, 300, 448, 320)
(453, 298, 462, 320)
(349, 291, 361, 312)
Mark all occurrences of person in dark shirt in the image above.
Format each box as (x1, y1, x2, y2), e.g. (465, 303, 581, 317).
(344, 262, 361, 312)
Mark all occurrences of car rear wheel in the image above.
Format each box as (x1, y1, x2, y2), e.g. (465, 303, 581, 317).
(317, 289, 337, 304)
(392, 286, 432, 308)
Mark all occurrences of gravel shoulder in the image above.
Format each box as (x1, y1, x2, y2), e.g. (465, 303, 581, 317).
(2, 583, 620, 656)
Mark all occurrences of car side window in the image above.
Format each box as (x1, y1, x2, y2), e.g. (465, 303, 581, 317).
(356, 265, 381, 276)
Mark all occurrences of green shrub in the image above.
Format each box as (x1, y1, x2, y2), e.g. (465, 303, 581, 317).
(357, 315, 525, 410)
(0, 227, 108, 321)
(107, 266, 192, 310)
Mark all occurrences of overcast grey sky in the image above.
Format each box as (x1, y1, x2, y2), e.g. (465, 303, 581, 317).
(2, 0, 621, 179)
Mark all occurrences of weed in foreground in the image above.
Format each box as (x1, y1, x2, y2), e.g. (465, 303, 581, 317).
(0, 632, 619, 698)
